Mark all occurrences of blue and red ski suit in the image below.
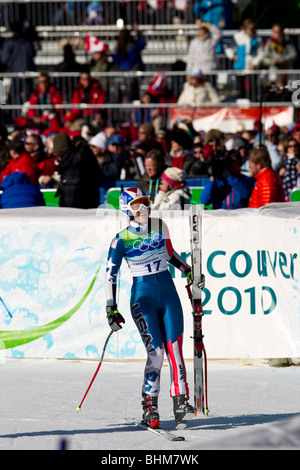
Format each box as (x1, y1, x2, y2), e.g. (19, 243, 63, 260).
(105, 217, 191, 398)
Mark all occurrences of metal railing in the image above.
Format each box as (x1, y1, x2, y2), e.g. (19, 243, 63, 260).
(0, 100, 296, 133)
(1, 0, 205, 30)
(1, 69, 299, 108)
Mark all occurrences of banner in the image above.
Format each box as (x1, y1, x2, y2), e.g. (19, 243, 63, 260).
(170, 106, 294, 132)
(0, 205, 299, 361)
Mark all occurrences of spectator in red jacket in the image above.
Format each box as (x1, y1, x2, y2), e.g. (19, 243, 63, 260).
(26, 73, 63, 128)
(248, 148, 285, 208)
(0, 140, 39, 185)
(70, 70, 106, 120)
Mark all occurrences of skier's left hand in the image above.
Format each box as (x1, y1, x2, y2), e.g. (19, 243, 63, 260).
(186, 270, 193, 285)
(186, 271, 205, 289)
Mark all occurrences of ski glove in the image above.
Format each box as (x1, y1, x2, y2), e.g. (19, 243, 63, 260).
(106, 309, 125, 332)
(186, 271, 205, 289)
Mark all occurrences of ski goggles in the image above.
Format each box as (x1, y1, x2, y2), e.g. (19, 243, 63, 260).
(129, 197, 151, 213)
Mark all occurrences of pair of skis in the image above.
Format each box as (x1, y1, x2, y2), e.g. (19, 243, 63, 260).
(187, 205, 209, 416)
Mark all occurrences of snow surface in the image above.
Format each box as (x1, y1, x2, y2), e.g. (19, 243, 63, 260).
(0, 358, 300, 451)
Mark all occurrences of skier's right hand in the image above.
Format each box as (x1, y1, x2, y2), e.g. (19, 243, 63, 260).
(106, 309, 125, 332)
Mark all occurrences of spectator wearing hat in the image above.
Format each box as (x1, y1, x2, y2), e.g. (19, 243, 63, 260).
(53, 132, 101, 208)
(177, 69, 220, 105)
(89, 131, 121, 192)
(203, 128, 225, 158)
(88, 40, 110, 92)
(152, 167, 191, 210)
(0, 139, 39, 185)
(165, 126, 194, 173)
(89, 131, 108, 165)
(107, 134, 129, 181)
(124, 141, 147, 180)
(186, 22, 221, 75)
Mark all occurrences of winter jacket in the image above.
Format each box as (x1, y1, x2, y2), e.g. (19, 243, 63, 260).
(27, 86, 63, 120)
(165, 151, 195, 174)
(137, 166, 168, 202)
(186, 24, 221, 74)
(226, 30, 263, 70)
(112, 36, 146, 70)
(152, 185, 191, 210)
(280, 155, 300, 199)
(248, 167, 285, 208)
(0, 151, 39, 185)
(262, 37, 297, 70)
(1, 34, 35, 72)
(200, 173, 255, 209)
(71, 79, 106, 116)
(0, 172, 45, 208)
(56, 143, 101, 208)
(177, 81, 220, 105)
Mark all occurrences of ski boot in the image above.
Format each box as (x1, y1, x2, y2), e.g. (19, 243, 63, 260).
(142, 395, 160, 429)
(173, 394, 195, 430)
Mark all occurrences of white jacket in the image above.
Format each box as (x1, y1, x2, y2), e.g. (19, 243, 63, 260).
(186, 24, 221, 73)
(177, 81, 220, 105)
(152, 186, 191, 210)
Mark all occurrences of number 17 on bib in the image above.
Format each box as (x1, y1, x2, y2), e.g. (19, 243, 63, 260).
(187, 205, 209, 416)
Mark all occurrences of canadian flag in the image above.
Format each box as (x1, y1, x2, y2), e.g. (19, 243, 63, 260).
(85, 35, 108, 53)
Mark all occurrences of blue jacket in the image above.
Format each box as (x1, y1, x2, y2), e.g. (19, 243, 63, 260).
(200, 173, 255, 209)
(113, 38, 146, 70)
(0, 172, 45, 208)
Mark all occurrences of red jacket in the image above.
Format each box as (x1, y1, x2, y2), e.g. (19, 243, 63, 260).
(71, 79, 106, 116)
(249, 167, 285, 208)
(27, 85, 63, 120)
(0, 152, 39, 185)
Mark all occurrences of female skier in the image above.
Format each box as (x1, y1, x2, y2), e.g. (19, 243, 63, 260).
(105, 187, 194, 429)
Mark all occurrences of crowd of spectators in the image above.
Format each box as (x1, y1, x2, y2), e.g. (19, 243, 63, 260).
(0, 5, 299, 211)
(0, 112, 299, 211)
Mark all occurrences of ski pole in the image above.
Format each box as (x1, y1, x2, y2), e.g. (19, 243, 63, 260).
(76, 330, 113, 412)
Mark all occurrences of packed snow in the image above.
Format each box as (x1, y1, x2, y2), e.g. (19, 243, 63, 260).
(0, 357, 300, 451)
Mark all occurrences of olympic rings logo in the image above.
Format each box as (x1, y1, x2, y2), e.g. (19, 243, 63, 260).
(132, 233, 162, 252)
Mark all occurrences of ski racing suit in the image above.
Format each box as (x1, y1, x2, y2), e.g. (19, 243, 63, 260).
(105, 217, 191, 398)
